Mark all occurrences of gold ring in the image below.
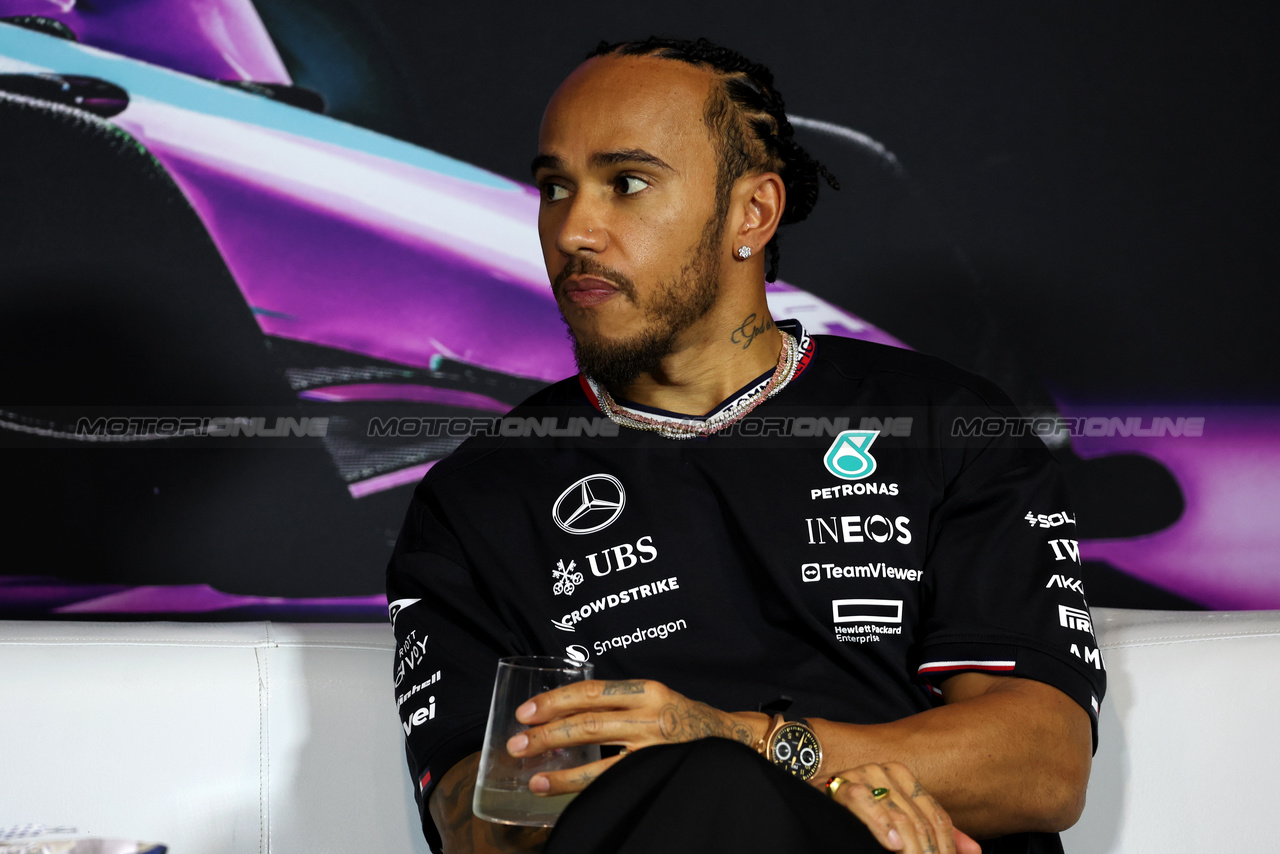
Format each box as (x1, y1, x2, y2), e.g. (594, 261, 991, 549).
(871, 787, 890, 800)
(826, 776, 850, 798)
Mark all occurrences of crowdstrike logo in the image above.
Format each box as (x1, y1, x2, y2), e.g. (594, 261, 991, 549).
(553, 474, 626, 534)
(823, 430, 879, 480)
(551, 574, 679, 631)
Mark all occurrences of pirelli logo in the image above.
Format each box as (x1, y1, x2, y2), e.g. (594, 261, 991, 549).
(1059, 605, 1094, 635)
(831, 598, 903, 624)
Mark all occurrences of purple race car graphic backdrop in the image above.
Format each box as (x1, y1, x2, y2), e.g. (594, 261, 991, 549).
(1, 1, 1276, 617)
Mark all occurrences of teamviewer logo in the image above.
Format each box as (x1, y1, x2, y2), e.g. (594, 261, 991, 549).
(801, 563, 821, 583)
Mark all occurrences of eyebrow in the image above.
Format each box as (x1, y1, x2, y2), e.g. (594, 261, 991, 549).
(529, 149, 677, 178)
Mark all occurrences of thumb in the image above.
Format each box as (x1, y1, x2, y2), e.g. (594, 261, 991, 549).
(953, 828, 982, 854)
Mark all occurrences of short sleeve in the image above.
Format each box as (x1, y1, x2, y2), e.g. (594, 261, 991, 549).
(916, 426, 1106, 750)
(386, 474, 525, 851)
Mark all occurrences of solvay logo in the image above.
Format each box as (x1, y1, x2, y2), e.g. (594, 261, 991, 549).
(553, 474, 626, 535)
(823, 430, 879, 480)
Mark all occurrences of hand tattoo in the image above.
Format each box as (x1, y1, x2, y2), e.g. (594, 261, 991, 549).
(729, 313, 775, 350)
(602, 680, 646, 695)
(657, 697, 754, 745)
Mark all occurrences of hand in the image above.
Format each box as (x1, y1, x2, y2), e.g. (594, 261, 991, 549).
(825, 763, 981, 854)
(505, 678, 762, 795)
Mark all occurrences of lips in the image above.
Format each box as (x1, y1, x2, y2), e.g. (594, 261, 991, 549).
(559, 276, 620, 307)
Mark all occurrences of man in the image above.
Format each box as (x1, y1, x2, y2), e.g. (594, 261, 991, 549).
(388, 37, 1103, 854)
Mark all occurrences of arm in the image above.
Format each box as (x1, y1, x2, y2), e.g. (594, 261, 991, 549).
(428, 752, 552, 854)
(811, 672, 1093, 837)
(510, 672, 1091, 841)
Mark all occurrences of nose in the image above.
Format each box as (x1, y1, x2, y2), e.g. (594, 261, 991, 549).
(552, 193, 608, 257)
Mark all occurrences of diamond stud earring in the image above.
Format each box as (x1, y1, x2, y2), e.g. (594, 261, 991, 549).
(736, 246, 752, 260)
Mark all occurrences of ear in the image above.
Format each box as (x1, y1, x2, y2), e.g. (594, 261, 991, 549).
(731, 172, 785, 256)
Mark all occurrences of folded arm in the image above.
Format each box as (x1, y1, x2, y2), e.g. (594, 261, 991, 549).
(509, 673, 1092, 840)
(811, 672, 1093, 837)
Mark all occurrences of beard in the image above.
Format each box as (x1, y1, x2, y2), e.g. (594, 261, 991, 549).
(557, 210, 724, 393)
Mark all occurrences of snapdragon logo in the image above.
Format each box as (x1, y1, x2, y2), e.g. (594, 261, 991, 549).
(823, 430, 879, 480)
(593, 619, 688, 656)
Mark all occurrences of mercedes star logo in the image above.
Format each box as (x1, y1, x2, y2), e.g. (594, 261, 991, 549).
(552, 474, 626, 535)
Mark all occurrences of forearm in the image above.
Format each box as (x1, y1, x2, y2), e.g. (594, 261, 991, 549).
(428, 752, 552, 854)
(803, 676, 1092, 837)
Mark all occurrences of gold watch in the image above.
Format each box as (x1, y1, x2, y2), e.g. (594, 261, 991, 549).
(757, 712, 823, 781)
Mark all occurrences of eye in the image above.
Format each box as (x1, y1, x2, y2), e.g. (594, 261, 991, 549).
(615, 175, 650, 195)
(541, 181, 570, 202)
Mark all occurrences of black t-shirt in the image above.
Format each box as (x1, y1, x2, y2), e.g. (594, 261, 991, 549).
(387, 321, 1105, 853)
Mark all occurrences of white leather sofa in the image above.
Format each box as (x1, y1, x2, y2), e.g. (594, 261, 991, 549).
(1, 608, 1276, 853)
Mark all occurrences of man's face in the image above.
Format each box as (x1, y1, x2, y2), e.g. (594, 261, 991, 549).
(533, 55, 727, 388)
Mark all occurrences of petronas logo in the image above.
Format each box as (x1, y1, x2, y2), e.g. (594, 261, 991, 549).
(824, 430, 879, 480)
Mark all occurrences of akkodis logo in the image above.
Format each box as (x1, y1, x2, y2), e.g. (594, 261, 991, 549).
(823, 430, 879, 480)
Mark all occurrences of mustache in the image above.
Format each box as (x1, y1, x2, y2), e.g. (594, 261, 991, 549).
(552, 257, 637, 301)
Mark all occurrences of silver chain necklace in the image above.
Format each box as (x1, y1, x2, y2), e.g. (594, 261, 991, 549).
(587, 329, 801, 439)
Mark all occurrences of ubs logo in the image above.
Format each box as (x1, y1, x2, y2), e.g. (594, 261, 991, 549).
(553, 474, 626, 535)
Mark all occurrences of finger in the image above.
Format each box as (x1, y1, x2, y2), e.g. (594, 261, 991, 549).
(884, 762, 957, 854)
(508, 710, 658, 757)
(953, 829, 982, 854)
(528, 753, 625, 795)
(516, 679, 657, 724)
(828, 769, 933, 854)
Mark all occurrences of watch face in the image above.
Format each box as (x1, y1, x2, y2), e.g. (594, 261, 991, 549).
(770, 722, 822, 781)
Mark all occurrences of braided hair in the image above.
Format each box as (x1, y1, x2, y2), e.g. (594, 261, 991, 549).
(588, 37, 839, 282)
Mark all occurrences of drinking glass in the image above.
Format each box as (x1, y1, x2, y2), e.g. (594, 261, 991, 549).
(472, 655, 600, 826)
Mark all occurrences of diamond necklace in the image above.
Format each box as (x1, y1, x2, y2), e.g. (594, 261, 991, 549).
(588, 329, 801, 439)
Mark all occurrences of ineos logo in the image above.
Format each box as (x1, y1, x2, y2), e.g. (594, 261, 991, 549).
(553, 474, 626, 535)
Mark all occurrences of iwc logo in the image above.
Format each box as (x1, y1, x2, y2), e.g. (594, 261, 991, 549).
(823, 430, 879, 480)
(553, 474, 626, 534)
